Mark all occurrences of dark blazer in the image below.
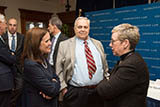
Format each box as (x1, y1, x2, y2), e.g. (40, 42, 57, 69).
(96, 52, 149, 107)
(2, 32, 24, 63)
(23, 59, 60, 107)
(0, 37, 16, 92)
(2, 32, 24, 89)
(52, 33, 68, 71)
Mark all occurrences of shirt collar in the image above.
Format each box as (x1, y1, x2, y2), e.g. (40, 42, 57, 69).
(76, 36, 91, 45)
(120, 50, 135, 61)
(54, 32, 61, 39)
(8, 31, 16, 37)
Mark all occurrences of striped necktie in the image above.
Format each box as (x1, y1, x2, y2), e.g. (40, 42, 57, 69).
(84, 40, 97, 79)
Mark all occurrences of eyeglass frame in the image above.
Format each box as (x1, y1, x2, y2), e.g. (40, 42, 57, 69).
(110, 39, 121, 44)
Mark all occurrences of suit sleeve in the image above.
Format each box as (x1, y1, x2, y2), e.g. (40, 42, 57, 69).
(96, 61, 139, 100)
(24, 61, 60, 98)
(0, 41, 16, 65)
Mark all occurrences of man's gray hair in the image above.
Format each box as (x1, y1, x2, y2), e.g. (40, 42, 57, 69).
(74, 17, 90, 27)
(49, 16, 62, 30)
(0, 13, 5, 23)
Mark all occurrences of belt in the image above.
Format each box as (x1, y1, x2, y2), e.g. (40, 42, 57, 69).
(82, 85, 97, 89)
(69, 84, 97, 89)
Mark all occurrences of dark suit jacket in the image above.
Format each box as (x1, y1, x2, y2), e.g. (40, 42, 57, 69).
(2, 32, 24, 89)
(51, 33, 68, 71)
(23, 59, 60, 107)
(0, 37, 16, 92)
(96, 52, 149, 107)
(2, 32, 24, 63)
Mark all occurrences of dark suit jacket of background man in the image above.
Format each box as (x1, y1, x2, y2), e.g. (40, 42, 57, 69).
(0, 37, 16, 92)
(96, 52, 149, 107)
(51, 33, 68, 71)
(2, 32, 24, 90)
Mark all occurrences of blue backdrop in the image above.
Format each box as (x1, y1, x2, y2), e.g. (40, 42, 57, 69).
(85, 3, 160, 81)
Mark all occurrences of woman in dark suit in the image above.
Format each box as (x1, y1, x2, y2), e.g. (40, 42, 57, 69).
(21, 27, 60, 107)
(96, 23, 149, 107)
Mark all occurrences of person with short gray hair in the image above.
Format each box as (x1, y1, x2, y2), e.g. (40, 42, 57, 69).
(0, 13, 16, 107)
(112, 23, 140, 50)
(96, 23, 149, 107)
(0, 13, 7, 36)
(56, 16, 108, 107)
(2, 17, 24, 107)
(48, 16, 68, 72)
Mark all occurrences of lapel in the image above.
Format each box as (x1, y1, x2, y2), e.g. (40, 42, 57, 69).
(110, 61, 120, 76)
(110, 52, 134, 76)
(16, 33, 21, 52)
(90, 38, 106, 69)
(54, 33, 62, 55)
(2, 32, 20, 51)
(90, 38, 104, 59)
(70, 37, 76, 69)
(2, 32, 9, 45)
(1, 32, 10, 48)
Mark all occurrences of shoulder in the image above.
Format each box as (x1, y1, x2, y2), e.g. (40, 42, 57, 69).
(90, 38, 101, 44)
(24, 59, 39, 67)
(60, 33, 68, 39)
(122, 52, 146, 66)
(60, 36, 74, 45)
(90, 38, 103, 49)
(17, 32, 24, 38)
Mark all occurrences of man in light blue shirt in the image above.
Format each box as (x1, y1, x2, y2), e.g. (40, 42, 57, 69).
(56, 16, 108, 107)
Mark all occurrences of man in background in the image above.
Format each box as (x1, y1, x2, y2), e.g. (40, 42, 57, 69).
(0, 13, 17, 107)
(2, 18, 24, 107)
(48, 16, 68, 71)
(48, 16, 68, 107)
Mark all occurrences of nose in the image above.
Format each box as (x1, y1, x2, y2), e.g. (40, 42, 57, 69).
(109, 42, 112, 47)
(48, 40, 51, 45)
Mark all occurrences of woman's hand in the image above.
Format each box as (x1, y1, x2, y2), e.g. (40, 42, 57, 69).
(39, 92, 52, 100)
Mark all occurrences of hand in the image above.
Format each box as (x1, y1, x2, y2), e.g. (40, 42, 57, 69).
(52, 78, 57, 82)
(39, 92, 52, 100)
(11, 52, 15, 55)
(62, 88, 68, 96)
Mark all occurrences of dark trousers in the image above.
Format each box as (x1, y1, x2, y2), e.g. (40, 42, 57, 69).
(0, 90, 12, 107)
(63, 85, 104, 107)
(10, 88, 23, 107)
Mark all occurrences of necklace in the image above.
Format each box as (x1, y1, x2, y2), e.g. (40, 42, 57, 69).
(41, 60, 48, 69)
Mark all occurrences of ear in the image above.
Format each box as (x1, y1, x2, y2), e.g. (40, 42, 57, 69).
(123, 39, 130, 49)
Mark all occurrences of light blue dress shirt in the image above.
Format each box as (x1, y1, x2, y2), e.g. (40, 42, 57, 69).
(69, 37, 104, 86)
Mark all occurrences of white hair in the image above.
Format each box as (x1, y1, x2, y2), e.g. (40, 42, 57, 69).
(0, 13, 5, 23)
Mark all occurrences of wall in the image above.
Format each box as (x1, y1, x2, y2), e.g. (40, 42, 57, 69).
(0, 0, 76, 32)
(86, 2, 160, 80)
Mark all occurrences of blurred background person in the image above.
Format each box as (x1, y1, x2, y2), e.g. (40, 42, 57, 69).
(96, 23, 149, 107)
(47, 16, 68, 72)
(0, 13, 17, 107)
(21, 27, 60, 107)
(56, 17, 108, 107)
(2, 17, 24, 107)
